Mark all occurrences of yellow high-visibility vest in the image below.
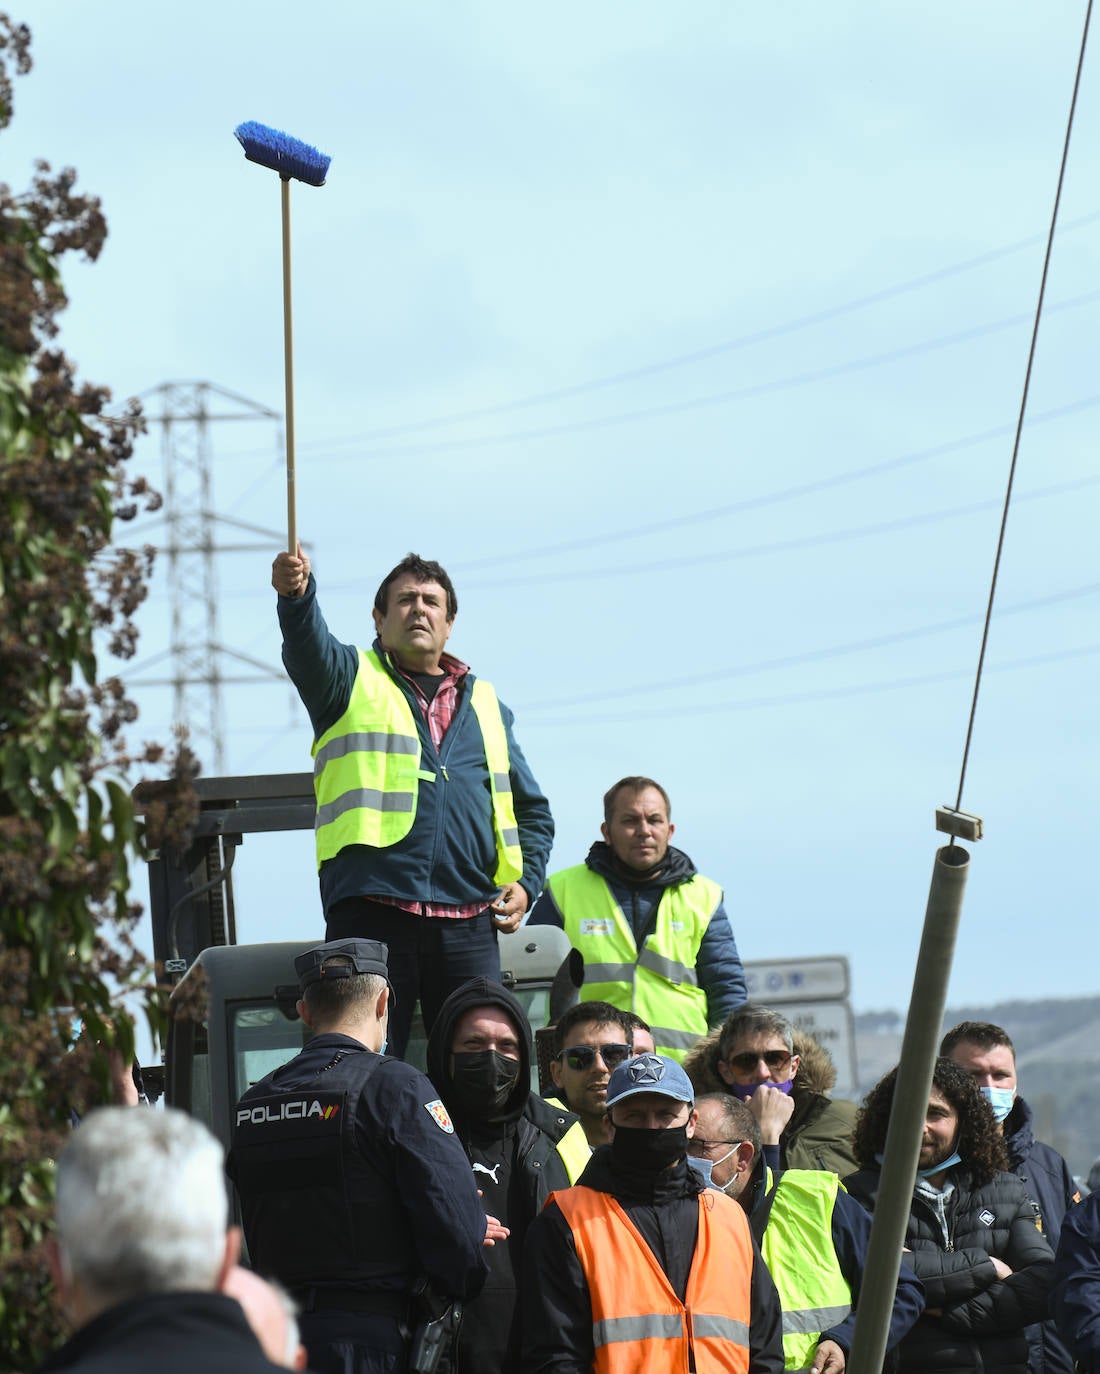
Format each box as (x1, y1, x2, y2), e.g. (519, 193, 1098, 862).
(312, 649, 522, 882)
(532, 1097, 591, 1184)
(759, 1170, 852, 1372)
(546, 865, 721, 1061)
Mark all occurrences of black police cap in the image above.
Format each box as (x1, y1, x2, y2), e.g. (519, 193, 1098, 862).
(294, 938, 390, 991)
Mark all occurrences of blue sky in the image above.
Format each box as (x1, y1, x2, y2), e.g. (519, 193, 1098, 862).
(7, 2, 1099, 1018)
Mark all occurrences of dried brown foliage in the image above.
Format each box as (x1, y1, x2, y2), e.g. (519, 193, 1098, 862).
(0, 15, 196, 1368)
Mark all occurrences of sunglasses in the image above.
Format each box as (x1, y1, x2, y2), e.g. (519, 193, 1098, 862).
(561, 1043, 633, 1072)
(724, 1048, 792, 1076)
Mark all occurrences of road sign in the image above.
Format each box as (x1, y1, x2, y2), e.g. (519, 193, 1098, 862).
(743, 956, 849, 1003)
(783, 1001, 858, 1099)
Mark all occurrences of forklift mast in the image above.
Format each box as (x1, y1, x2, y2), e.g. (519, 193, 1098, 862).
(136, 772, 314, 979)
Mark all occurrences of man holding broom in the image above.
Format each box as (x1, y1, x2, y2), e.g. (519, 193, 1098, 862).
(273, 544, 553, 1058)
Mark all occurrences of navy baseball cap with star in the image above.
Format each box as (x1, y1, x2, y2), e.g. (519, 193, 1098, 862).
(294, 937, 390, 991)
(605, 1053, 695, 1109)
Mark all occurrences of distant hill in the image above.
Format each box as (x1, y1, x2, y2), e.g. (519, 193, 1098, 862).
(853, 995, 1100, 1178)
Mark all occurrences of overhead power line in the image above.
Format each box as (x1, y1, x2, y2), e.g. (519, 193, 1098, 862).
(457, 470, 1100, 592)
(519, 643, 1100, 729)
(293, 288, 1100, 468)
(446, 393, 1100, 574)
(520, 579, 1100, 713)
(199, 209, 1100, 468)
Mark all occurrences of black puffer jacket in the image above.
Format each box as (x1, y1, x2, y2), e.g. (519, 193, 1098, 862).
(845, 1164, 1054, 1374)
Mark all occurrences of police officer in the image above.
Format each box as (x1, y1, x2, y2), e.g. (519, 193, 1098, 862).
(228, 939, 492, 1374)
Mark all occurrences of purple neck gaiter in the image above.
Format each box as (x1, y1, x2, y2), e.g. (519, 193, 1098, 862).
(728, 1079, 793, 1103)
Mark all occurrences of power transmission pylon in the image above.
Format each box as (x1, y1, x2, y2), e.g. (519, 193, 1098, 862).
(141, 381, 281, 772)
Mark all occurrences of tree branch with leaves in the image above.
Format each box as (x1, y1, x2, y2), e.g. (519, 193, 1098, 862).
(0, 15, 196, 1366)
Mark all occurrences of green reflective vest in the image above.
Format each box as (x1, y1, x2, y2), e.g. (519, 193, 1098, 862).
(543, 1096, 601, 1182)
(759, 1170, 852, 1372)
(545, 865, 721, 1061)
(311, 649, 522, 882)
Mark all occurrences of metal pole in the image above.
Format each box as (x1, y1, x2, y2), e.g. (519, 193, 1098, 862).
(846, 842, 970, 1374)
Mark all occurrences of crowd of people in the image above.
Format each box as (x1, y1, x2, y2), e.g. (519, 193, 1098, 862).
(48, 996, 1100, 1374)
(38, 548, 1100, 1374)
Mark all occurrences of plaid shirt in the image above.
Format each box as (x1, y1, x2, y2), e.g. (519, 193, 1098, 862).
(369, 646, 488, 921)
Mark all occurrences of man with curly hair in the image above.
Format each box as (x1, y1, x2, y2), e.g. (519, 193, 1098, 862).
(844, 1057, 1055, 1374)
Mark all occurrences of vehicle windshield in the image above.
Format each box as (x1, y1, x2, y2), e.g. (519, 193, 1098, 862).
(231, 1004, 307, 1096)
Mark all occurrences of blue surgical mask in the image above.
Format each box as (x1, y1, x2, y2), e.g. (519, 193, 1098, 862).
(687, 1142, 743, 1192)
(979, 1086, 1014, 1124)
(875, 1149, 964, 1180)
(687, 1155, 716, 1187)
(917, 1150, 962, 1179)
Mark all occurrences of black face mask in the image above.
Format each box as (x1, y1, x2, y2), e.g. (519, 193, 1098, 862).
(610, 1124, 690, 1173)
(451, 1050, 521, 1115)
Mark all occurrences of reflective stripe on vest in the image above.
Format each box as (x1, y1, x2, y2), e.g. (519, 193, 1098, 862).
(468, 677, 522, 884)
(553, 1185, 752, 1374)
(546, 866, 721, 1062)
(312, 650, 521, 883)
(758, 1170, 852, 1371)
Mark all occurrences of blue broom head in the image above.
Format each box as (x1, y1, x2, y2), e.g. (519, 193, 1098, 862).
(234, 121, 331, 187)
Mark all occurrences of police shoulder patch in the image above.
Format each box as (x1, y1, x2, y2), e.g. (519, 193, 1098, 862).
(425, 1099, 454, 1133)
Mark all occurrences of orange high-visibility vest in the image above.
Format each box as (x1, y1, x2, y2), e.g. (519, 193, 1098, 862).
(552, 1184, 753, 1374)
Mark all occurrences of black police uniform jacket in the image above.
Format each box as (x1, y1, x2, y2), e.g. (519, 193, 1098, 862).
(845, 1163, 1055, 1374)
(228, 1031, 487, 1303)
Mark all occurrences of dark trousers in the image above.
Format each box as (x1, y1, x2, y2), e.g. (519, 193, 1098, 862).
(326, 897, 502, 1058)
(299, 1311, 406, 1374)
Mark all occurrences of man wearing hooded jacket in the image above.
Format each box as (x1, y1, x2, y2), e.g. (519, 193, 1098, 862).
(425, 977, 589, 1374)
(528, 776, 745, 1061)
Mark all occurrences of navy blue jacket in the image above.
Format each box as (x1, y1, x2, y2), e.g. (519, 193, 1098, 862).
(1051, 1188, 1100, 1371)
(528, 840, 746, 1024)
(1005, 1095, 1081, 1374)
(278, 576, 554, 913)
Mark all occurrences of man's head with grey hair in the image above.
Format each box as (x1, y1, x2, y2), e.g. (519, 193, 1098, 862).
(50, 1106, 238, 1327)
